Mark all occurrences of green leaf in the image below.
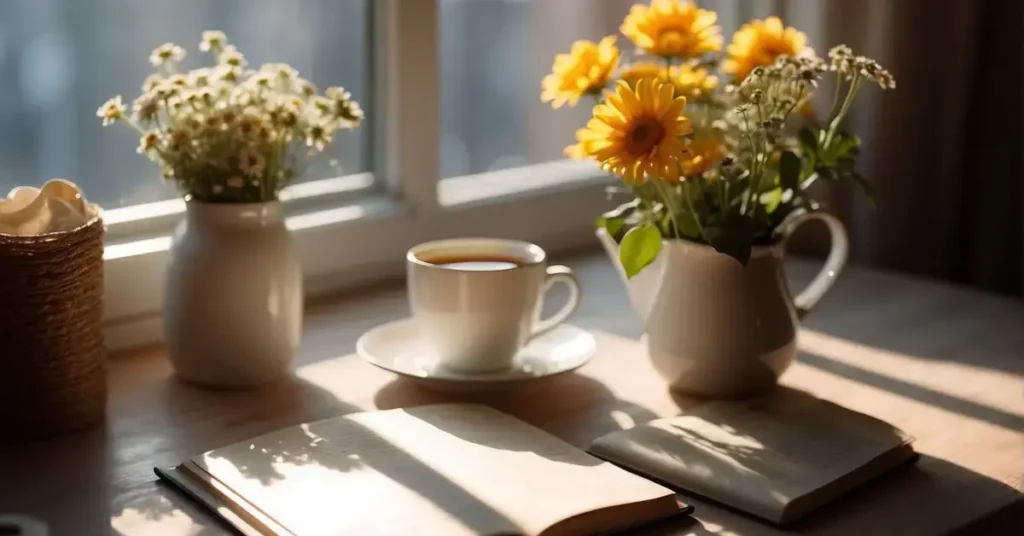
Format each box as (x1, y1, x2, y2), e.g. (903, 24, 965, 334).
(595, 200, 640, 239)
(703, 214, 757, 266)
(619, 224, 663, 279)
(823, 131, 861, 163)
(596, 215, 624, 238)
(851, 173, 877, 209)
(761, 188, 783, 213)
(674, 209, 702, 239)
(779, 150, 801, 191)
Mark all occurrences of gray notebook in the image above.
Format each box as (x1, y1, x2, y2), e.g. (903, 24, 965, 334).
(589, 390, 917, 526)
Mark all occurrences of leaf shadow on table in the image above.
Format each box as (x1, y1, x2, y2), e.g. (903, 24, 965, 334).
(108, 373, 363, 535)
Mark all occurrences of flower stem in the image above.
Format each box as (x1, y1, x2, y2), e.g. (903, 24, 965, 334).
(824, 74, 863, 149)
(651, 178, 682, 238)
(683, 183, 705, 239)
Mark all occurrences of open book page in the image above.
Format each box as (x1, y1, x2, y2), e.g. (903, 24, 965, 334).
(590, 390, 914, 524)
(190, 404, 675, 535)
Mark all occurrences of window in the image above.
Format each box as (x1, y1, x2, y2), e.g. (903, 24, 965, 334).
(12, 0, 759, 350)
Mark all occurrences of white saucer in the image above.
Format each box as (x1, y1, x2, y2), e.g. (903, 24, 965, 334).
(356, 319, 596, 392)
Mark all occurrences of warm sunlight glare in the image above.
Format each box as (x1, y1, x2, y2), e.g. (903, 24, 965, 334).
(110, 506, 204, 536)
(103, 236, 173, 260)
(286, 204, 368, 231)
(799, 329, 1023, 416)
(610, 409, 637, 430)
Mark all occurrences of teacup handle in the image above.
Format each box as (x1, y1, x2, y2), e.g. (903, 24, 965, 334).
(778, 211, 849, 319)
(532, 265, 581, 337)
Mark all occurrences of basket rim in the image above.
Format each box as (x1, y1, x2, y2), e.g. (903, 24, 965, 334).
(0, 204, 104, 240)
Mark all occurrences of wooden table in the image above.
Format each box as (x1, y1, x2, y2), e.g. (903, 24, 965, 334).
(2, 252, 1022, 535)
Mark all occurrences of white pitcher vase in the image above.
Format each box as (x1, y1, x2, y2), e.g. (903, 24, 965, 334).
(163, 201, 302, 388)
(597, 212, 848, 397)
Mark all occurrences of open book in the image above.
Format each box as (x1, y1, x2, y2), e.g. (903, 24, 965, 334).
(156, 404, 689, 535)
(589, 390, 916, 526)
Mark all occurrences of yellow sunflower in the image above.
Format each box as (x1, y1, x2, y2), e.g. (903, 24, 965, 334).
(541, 36, 620, 109)
(668, 63, 718, 99)
(621, 0, 722, 59)
(563, 132, 589, 160)
(681, 133, 724, 177)
(618, 62, 718, 101)
(722, 16, 811, 82)
(617, 62, 664, 91)
(575, 78, 691, 184)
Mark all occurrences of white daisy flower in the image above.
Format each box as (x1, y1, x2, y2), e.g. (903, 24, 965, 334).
(137, 131, 161, 154)
(311, 95, 332, 115)
(189, 68, 213, 87)
(131, 94, 159, 122)
(149, 43, 186, 67)
(168, 74, 189, 88)
(237, 114, 263, 137)
(260, 62, 299, 80)
(240, 150, 267, 177)
(199, 30, 227, 52)
(325, 86, 351, 101)
(217, 45, 247, 69)
(338, 100, 364, 125)
(305, 122, 333, 151)
(214, 65, 242, 84)
(296, 78, 317, 98)
(141, 74, 163, 92)
(324, 86, 363, 125)
(96, 96, 125, 126)
(248, 71, 274, 89)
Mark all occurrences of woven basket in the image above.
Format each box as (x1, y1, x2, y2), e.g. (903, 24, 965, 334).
(0, 211, 106, 440)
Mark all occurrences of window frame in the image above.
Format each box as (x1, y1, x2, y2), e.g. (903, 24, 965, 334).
(102, 0, 616, 350)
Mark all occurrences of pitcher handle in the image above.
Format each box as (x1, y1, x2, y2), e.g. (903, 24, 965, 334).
(778, 211, 849, 319)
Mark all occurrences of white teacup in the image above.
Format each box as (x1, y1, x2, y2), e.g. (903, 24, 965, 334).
(407, 238, 581, 373)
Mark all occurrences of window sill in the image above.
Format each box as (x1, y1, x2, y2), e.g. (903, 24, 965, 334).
(103, 161, 615, 350)
(439, 160, 609, 207)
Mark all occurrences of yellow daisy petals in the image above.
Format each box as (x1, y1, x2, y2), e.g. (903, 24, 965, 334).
(722, 16, 812, 82)
(618, 61, 719, 101)
(681, 133, 725, 177)
(574, 78, 692, 185)
(540, 36, 620, 109)
(620, 0, 722, 59)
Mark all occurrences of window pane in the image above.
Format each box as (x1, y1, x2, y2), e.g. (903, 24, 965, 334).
(439, 0, 742, 179)
(0, 0, 370, 209)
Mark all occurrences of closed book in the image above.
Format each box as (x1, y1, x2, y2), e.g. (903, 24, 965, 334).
(589, 390, 917, 526)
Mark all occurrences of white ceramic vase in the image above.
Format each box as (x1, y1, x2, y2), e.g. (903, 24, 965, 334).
(597, 212, 849, 397)
(163, 201, 302, 388)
